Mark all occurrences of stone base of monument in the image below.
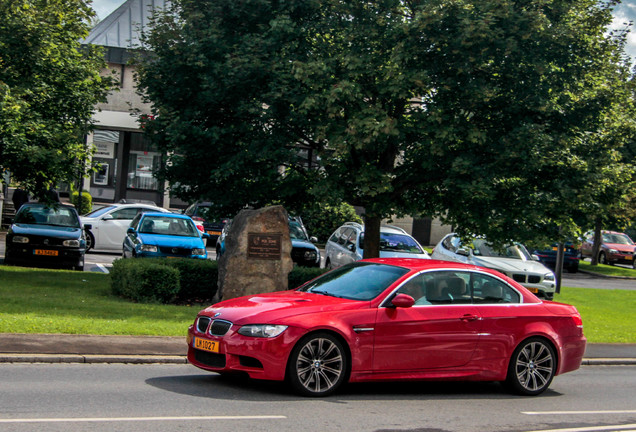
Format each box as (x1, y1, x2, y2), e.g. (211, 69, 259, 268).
(216, 205, 294, 301)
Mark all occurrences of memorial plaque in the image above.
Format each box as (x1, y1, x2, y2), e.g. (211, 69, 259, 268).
(248, 233, 282, 260)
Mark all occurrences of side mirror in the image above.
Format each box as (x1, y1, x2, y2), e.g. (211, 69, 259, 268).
(391, 293, 415, 308)
(102, 214, 114, 221)
(531, 254, 541, 261)
(127, 227, 135, 234)
(310, 236, 318, 243)
(456, 248, 471, 257)
(84, 224, 92, 230)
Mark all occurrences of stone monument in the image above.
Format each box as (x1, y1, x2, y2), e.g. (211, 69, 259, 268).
(217, 205, 294, 301)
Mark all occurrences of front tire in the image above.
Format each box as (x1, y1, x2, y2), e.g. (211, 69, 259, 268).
(287, 332, 347, 397)
(85, 230, 95, 253)
(505, 338, 556, 396)
(598, 251, 607, 265)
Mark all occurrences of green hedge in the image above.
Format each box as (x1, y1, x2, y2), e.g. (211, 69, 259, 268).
(110, 258, 330, 304)
(71, 190, 92, 215)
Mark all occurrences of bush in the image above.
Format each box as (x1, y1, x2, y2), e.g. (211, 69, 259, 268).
(289, 266, 329, 289)
(111, 258, 180, 303)
(110, 258, 218, 304)
(71, 190, 92, 215)
(300, 202, 362, 243)
(110, 257, 328, 304)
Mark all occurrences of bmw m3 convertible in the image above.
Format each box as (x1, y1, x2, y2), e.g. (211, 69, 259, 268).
(187, 258, 586, 397)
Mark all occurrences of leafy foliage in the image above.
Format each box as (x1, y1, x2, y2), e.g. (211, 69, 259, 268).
(137, 0, 635, 254)
(0, 0, 113, 198)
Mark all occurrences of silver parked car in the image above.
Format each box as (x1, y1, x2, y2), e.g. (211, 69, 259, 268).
(431, 233, 556, 300)
(324, 222, 430, 269)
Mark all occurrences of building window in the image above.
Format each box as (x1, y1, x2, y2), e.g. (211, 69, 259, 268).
(127, 151, 160, 190)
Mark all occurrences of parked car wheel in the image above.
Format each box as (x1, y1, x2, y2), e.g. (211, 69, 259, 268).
(85, 230, 95, 253)
(287, 332, 347, 397)
(598, 251, 607, 265)
(505, 337, 556, 396)
(325, 258, 332, 270)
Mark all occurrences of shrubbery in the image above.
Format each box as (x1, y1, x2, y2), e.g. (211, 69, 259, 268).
(300, 202, 362, 243)
(70, 190, 92, 215)
(110, 258, 330, 304)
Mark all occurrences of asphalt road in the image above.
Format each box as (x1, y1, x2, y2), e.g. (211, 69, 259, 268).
(0, 363, 634, 432)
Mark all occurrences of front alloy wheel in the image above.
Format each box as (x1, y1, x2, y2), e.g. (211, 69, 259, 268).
(288, 333, 347, 397)
(598, 251, 607, 265)
(505, 338, 556, 396)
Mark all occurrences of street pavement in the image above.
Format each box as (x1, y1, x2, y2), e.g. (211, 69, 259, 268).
(0, 332, 634, 366)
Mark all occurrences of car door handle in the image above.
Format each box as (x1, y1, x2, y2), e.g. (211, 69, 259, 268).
(460, 314, 479, 322)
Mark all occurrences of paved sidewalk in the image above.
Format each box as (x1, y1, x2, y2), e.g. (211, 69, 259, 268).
(0, 333, 634, 365)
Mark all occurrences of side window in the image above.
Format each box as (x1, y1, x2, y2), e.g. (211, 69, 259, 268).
(472, 273, 520, 304)
(397, 271, 472, 305)
(111, 207, 139, 220)
(130, 214, 142, 229)
(338, 228, 353, 246)
(329, 228, 342, 244)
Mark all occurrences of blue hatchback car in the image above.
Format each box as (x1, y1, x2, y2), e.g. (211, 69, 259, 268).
(122, 212, 209, 259)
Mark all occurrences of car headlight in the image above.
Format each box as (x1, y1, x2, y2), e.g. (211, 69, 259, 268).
(304, 250, 317, 261)
(237, 324, 288, 338)
(192, 248, 206, 255)
(608, 248, 618, 254)
(544, 272, 555, 281)
(140, 244, 157, 252)
(63, 239, 80, 247)
(12, 236, 29, 244)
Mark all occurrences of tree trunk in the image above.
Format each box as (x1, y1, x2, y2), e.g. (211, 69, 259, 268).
(362, 215, 382, 259)
(590, 217, 602, 266)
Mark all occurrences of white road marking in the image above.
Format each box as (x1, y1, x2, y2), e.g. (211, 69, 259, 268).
(0, 415, 286, 424)
(95, 263, 109, 273)
(523, 423, 636, 432)
(523, 411, 636, 415)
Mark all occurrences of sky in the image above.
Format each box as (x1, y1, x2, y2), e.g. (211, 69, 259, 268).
(91, 0, 636, 58)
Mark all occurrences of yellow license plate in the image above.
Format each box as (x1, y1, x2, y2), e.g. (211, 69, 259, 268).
(34, 249, 58, 256)
(207, 231, 221, 236)
(527, 287, 539, 293)
(626, 255, 633, 260)
(194, 337, 219, 353)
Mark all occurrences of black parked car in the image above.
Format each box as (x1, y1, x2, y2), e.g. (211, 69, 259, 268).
(183, 202, 229, 246)
(532, 242, 580, 273)
(4, 203, 88, 271)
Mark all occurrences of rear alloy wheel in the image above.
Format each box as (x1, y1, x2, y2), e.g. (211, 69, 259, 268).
(505, 338, 556, 396)
(288, 333, 347, 397)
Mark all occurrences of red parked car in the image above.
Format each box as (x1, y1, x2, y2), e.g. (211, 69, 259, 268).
(580, 230, 636, 266)
(187, 258, 586, 397)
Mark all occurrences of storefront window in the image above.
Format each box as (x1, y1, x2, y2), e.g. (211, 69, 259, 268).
(127, 151, 160, 190)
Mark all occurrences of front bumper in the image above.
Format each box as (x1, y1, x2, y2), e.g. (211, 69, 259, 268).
(187, 323, 305, 381)
(5, 244, 84, 269)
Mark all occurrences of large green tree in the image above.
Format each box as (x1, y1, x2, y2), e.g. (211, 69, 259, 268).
(138, 0, 634, 257)
(0, 0, 112, 199)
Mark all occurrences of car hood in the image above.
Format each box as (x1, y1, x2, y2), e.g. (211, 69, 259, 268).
(11, 223, 82, 239)
(291, 239, 319, 251)
(138, 233, 205, 248)
(605, 243, 636, 252)
(199, 290, 364, 325)
(470, 256, 551, 274)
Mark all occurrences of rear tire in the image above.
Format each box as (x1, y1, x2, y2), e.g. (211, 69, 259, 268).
(505, 337, 556, 396)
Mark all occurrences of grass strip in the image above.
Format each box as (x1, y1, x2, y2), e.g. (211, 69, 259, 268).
(0, 266, 634, 343)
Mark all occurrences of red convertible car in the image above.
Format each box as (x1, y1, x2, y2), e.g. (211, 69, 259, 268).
(187, 258, 586, 397)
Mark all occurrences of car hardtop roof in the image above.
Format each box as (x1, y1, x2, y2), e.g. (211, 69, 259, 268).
(359, 257, 485, 271)
(22, 202, 77, 211)
(141, 212, 190, 219)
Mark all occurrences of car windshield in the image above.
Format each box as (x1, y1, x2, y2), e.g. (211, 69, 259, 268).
(472, 239, 533, 260)
(298, 262, 409, 301)
(139, 216, 199, 237)
(289, 221, 309, 241)
(84, 206, 115, 218)
(602, 233, 634, 245)
(15, 206, 79, 228)
(359, 233, 423, 254)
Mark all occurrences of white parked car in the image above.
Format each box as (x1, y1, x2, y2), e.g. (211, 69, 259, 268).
(80, 203, 172, 252)
(431, 233, 556, 300)
(324, 222, 430, 269)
